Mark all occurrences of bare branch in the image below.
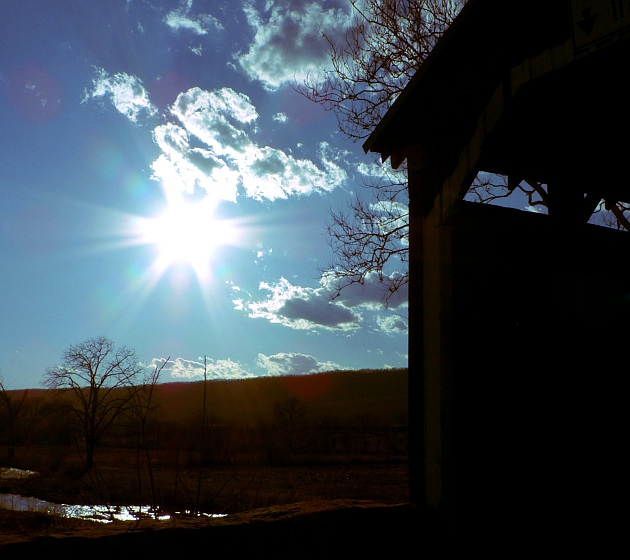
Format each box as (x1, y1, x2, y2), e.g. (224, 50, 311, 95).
(299, 0, 629, 308)
(43, 336, 144, 472)
(296, 2, 463, 303)
(296, 0, 464, 140)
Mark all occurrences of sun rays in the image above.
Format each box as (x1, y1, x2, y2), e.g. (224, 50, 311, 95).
(139, 195, 240, 285)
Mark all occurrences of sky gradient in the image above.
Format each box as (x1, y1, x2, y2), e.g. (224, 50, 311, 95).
(1, 1, 408, 389)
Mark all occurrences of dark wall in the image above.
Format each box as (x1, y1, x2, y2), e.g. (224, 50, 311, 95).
(447, 202, 629, 520)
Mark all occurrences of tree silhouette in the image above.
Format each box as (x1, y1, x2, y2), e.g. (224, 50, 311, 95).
(130, 356, 168, 511)
(44, 337, 143, 472)
(0, 373, 28, 463)
(297, 1, 463, 301)
(298, 0, 461, 141)
(299, 0, 630, 302)
(324, 165, 410, 303)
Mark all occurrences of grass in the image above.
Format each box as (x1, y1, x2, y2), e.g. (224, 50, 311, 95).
(3, 451, 409, 510)
(1, 443, 409, 544)
(1, 369, 410, 544)
(0, 507, 97, 539)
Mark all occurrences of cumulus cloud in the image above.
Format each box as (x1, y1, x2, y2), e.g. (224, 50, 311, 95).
(151, 120, 238, 200)
(369, 200, 410, 248)
(171, 87, 258, 156)
(257, 352, 341, 376)
(152, 356, 254, 380)
(355, 161, 409, 248)
(376, 314, 408, 335)
(150, 353, 342, 379)
(164, 0, 223, 35)
(83, 69, 346, 202)
(83, 69, 157, 122)
(151, 86, 347, 201)
(356, 160, 407, 183)
(239, 276, 360, 331)
(235, 270, 407, 331)
(237, 0, 353, 90)
(324, 270, 408, 310)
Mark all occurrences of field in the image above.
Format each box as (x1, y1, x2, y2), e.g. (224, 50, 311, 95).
(1, 445, 409, 511)
(1, 369, 411, 547)
(1, 447, 410, 547)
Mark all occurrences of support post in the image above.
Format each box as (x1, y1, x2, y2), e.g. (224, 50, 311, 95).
(407, 152, 424, 507)
(421, 194, 454, 511)
(407, 149, 454, 511)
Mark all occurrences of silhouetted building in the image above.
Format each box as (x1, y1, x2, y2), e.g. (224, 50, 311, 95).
(364, 0, 630, 530)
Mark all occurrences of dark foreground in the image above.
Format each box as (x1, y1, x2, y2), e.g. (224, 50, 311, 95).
(1, 500, 442, 558)
(3, 492, 621, 556)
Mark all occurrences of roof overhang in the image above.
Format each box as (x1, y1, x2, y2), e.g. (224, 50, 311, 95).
(364, 0, 630, 206)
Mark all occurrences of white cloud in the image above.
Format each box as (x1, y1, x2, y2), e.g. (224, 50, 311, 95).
(257, 352, 341, 376)
(376, 314, 408, 335)
(151, 86, 347, 202)
(237, 1, 353, 90)
(171, 87, 258, 157)
(273, 112, 288, 123)
(242, 144, 333, 200)
(356, 161, 409, 246)
(240, 276, 360, 331)
(164, 0, 223, 35)
(235, 269, 408, 331)
(151, 353, 342, 380)
(151, 120, 237, 200)
(84, 69, 157, 122)
(368, 200, 410, 248)
(357, 160, 407, 184)
(317, 141, 349, 187)
(323, 270, 408, 310)
(152, 356, 254, 380)
(84, 71, 347, 202)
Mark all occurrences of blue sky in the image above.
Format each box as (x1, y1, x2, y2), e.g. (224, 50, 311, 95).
(0, 1, 408, 389)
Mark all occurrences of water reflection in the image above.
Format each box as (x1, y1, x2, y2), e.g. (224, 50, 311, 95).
(0, 468, 225, 523)
(0, 493, 171, 523)
(0, 467, 38, 479)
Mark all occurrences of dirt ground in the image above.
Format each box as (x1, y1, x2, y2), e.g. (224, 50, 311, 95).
(1, 447, 413, 553)
(1, 460, 410, 512)
(1, 499, 434, 558)
(3, 455, 608, 555)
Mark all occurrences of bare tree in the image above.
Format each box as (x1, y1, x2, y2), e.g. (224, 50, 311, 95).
(0, 373, 28, 463)
(196, 356, 208, 515)
(300, 1, 630, 303)
(274, 397, 307, 453)
(130, 357, 169, 511)
(297, 1, 464, 301)
(298, 0, 463, 141)
(465, 175, 630, 230)
(325, 164, 410, 302)
(43, 337, 143, 472)
(590, 200, 630, 231)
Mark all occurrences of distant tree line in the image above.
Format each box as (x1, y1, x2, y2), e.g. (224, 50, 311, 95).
(0, 384, 408, 471)
(1, 338, 408, 474)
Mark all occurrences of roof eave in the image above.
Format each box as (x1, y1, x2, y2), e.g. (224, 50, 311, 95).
(362, 0, 482, 160)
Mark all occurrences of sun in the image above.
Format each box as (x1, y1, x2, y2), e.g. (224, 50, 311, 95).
(139, 195, 238, 282)
(147, 201, 221, 263)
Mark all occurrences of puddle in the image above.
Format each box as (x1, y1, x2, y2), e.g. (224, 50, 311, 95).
(0, 467, 224, 523)
(0, 493, 171, 523)
(0, 467, 38, 479)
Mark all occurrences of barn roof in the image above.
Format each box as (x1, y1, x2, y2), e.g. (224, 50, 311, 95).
(364, 0, 630, 207)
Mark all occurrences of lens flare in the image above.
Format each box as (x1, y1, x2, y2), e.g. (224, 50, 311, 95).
(138, 194, 240, 285)
(77, 186, 252, 332)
